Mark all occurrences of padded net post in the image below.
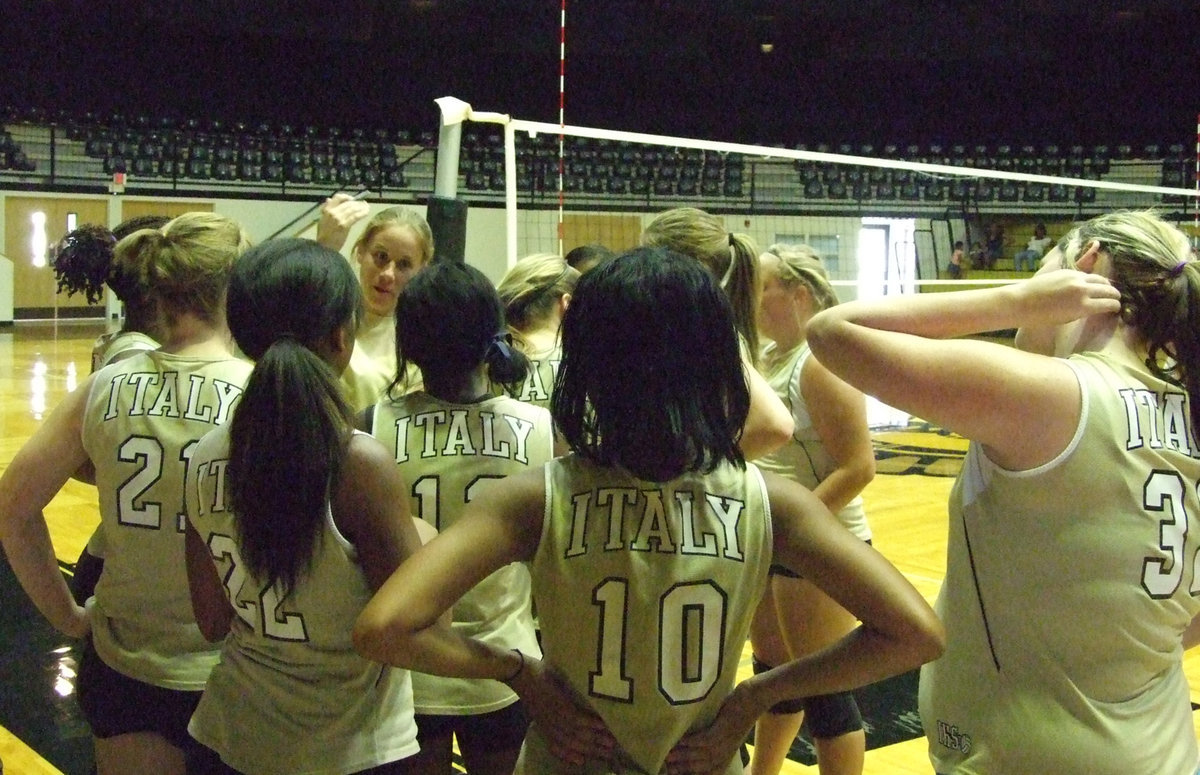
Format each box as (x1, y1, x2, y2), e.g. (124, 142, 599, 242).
(428, 96, 470, 263)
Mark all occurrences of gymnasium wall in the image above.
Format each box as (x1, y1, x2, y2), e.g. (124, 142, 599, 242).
(0, 189, 933, 319)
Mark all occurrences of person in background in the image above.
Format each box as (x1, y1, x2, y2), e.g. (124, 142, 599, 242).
(808, 210, 1200, 774)
(496, 252, 580, 415)
(948, 241, 965, 279)
(343, 207, 435, 410)
(54, 215, 172, 372)
(748, 244, 876, 775)
(984, 222, 1004, 269)
(1013, 222, 1053, 272)
(563, 243, 615, 274)
(353, 246, 944, 775)
(968, 241, 986, 270)
(641, 206, 793, 460)
(184, 238, 434, 775)
(53, 214, 171, 605)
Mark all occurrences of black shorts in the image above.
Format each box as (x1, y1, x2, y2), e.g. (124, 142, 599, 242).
(415, 701, 529, 755)
(187, 741, 427, 775)
(76, 636, 202, 752)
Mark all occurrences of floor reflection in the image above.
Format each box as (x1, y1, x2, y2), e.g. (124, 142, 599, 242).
(0, 553, 92, 775)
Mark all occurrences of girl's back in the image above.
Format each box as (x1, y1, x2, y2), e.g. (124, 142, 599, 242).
(84, 346, 251, 686)
(371, 390, 552, 713)
(186, 424, 418, 774)
(528, 454, 772, 774)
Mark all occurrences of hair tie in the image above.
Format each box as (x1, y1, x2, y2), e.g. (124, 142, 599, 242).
(1169, 260, 1189, 278)
(486, 332, 515, 359)
(485, 332, 526, 384)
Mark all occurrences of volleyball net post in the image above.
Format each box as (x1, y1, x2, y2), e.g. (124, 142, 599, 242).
(427, 97, 472, 264)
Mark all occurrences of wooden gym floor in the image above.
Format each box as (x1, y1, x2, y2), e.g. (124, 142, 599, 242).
(1, 319, 1198, 774)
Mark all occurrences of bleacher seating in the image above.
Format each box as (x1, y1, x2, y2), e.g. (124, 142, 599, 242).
(0, 105, 1191, 212)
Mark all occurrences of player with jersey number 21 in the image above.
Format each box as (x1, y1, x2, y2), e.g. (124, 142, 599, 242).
(808, 209, 1200, 775)
(354, 245, 944, 775)
(0, 213, 253, 775)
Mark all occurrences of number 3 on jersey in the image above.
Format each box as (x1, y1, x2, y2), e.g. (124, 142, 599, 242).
(590, 578, 727, 705)
(1141, 469, 1200, 598)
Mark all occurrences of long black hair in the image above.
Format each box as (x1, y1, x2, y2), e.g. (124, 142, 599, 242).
(225, 238, 362, 594)
(552, 246, 749, 482)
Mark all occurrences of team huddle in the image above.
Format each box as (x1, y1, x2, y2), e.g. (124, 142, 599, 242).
(0, 201, 1197, 775)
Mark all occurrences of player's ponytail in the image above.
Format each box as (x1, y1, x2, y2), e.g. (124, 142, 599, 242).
(1080, 211, 1200, 435)
(225, 238, 361, 594)
(496, 252, 580, 348)
(642, 206, 763, 360)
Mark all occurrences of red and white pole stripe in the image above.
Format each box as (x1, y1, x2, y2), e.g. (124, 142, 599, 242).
(557, 0, 566, 255)
(1194, 113, 1199, 246)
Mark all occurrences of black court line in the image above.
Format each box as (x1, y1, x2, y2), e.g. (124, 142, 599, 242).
(873, 428, 968, 478)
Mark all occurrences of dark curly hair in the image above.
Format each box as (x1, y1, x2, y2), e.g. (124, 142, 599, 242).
(53, 215, 169, 305)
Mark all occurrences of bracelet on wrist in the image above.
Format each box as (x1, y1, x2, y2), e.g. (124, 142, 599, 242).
(501, 649, 525, 684)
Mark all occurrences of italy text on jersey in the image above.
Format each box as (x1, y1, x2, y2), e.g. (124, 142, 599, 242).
(101, 370, 244, 425)
(390, 410, 537, 464)
(1118, 388, 1198, 457)
(1120, 388, 1200, 599)
(564, 488, 747, 559)
(518, 358, 560, 403)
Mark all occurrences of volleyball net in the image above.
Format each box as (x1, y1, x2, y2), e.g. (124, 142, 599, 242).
(432, 98, 1200, 428)
(435, 97, 1200, 303)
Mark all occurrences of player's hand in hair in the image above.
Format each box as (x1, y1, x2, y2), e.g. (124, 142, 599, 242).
(1010, 266, 1122, 326)
(316, 192, 371, 252)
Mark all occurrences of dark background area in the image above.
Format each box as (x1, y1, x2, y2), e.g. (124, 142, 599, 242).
(3, 0, 1199, 148)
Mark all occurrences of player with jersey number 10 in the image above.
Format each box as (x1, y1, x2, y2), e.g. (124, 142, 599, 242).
(353, 245, 944, 775)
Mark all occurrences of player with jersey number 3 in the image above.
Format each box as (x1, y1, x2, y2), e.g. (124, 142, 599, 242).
(353, 246, 944, 775)
(807, 209, 1200, 775)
